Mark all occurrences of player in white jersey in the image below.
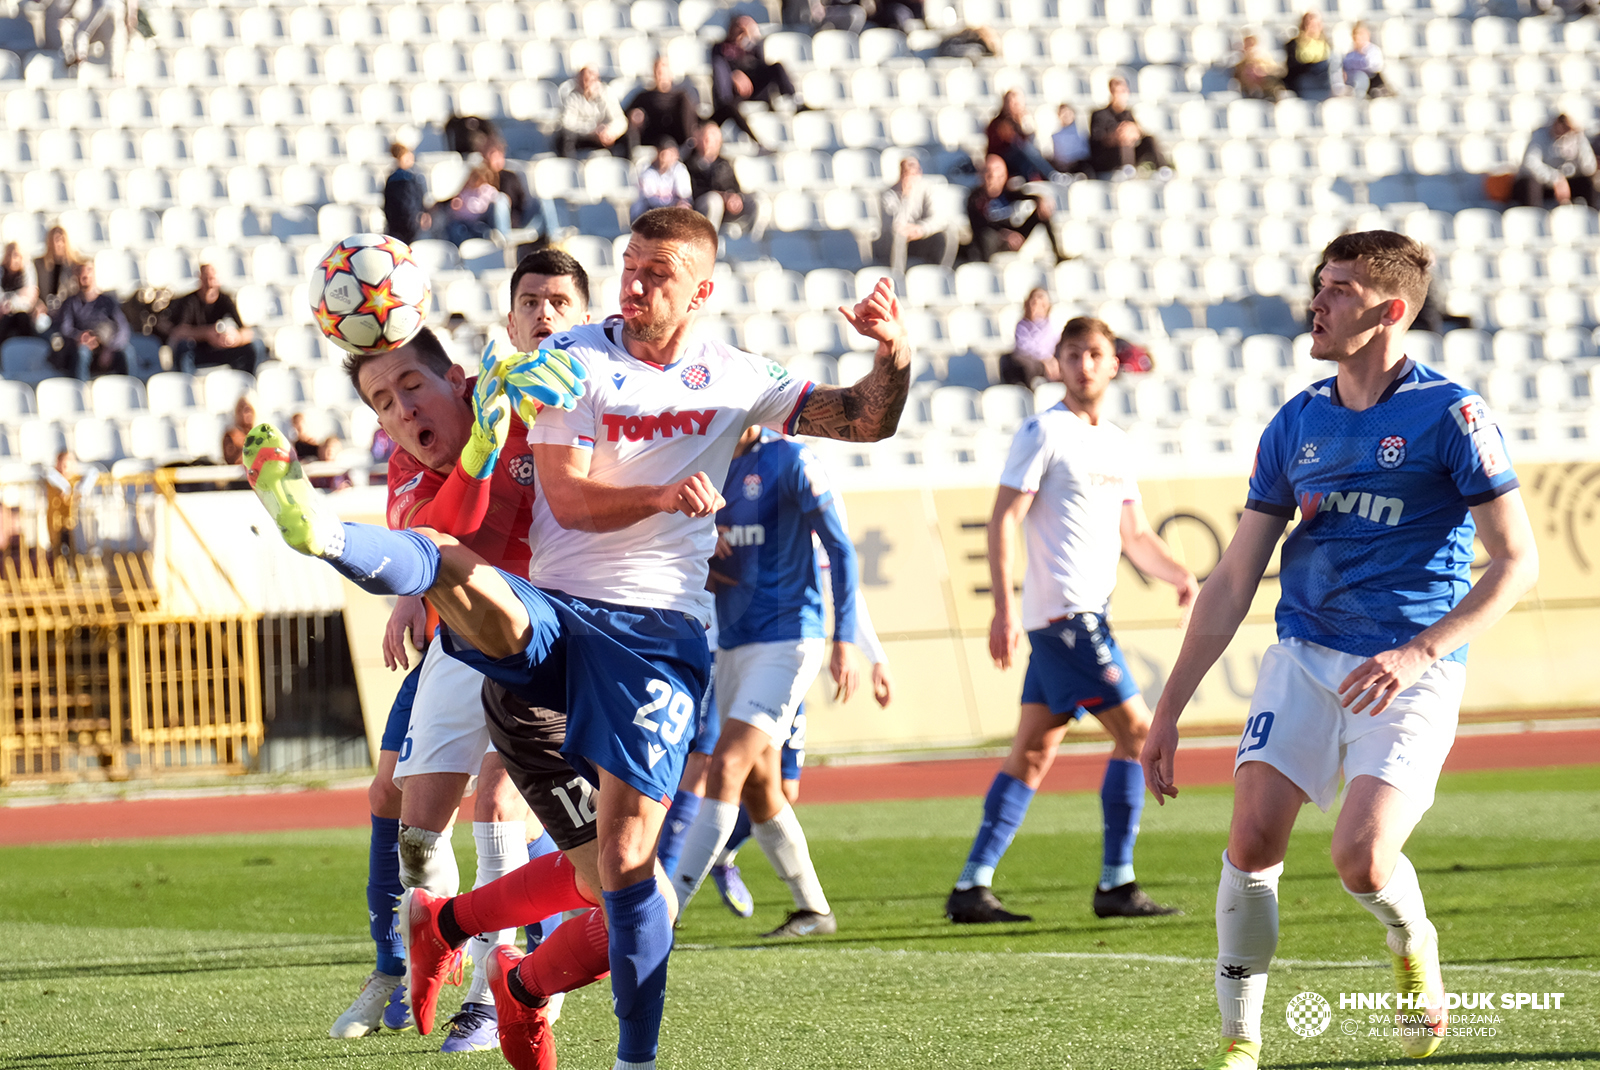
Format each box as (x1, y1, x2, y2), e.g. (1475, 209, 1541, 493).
(946, 317, 1198, 926)
(245, 207, 913, 1070)
(1141, 232, 1538, 1070)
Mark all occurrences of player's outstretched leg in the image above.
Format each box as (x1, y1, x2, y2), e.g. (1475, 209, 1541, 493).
(243, 424, 343, 556)
(946, 771, 1035, 923)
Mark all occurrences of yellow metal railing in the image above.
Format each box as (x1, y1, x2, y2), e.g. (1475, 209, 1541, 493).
(0, 472, 263, 784)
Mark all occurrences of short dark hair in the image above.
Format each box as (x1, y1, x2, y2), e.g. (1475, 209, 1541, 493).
(630, 206, 718, 259)
(1317, 230, 1433, 326)
(343, 325, 453, 404)
(510, 248, 591, 310)
(1057, 316, 1116, 351)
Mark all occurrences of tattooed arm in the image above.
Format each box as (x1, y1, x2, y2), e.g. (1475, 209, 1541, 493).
(791, 277, 912, 442)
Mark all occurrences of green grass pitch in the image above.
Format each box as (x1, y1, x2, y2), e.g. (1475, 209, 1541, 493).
(2, 766, 1596, 1068)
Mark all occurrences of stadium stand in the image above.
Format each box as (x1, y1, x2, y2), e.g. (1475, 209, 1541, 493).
(0, 0, 1596, 478)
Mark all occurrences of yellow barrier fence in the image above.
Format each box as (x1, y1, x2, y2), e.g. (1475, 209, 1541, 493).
(0, 471, 263, 784)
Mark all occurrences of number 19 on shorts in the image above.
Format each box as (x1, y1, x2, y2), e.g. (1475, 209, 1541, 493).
(633, 679, 695, 745)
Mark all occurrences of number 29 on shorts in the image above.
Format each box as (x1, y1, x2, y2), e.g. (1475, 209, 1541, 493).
(1238, 709, 1275, 757)
(633, 679, 695, 745)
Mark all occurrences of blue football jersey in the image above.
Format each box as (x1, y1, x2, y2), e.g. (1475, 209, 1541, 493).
(713, 431, 858, 649)
(1246, 360, 1519, 665)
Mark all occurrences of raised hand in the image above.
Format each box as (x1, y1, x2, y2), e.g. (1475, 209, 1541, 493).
(501, 347, 588, 424)
(460, 340, 512, 480)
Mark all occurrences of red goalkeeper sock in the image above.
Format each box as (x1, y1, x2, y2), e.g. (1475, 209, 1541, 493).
(450, 852, 593, 938)
(518, 907, 611, 997)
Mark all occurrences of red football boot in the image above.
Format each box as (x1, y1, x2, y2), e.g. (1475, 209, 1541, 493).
(487, 945, 557, 1070)
(399, 887, 465, 1035)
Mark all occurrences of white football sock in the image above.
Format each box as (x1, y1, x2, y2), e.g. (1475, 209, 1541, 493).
(752, 804, 830, 915)
(671, 799, 739, 912)
(1215, 851, 1283, 1043)
(1346, 852, 1430, 956)
(462, 821, 526, 1006)
(714, 844, 740, 867)
(398, 824, 459, 897)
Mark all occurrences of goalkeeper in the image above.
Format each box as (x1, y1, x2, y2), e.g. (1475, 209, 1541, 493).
(318, 251, 595, 1052)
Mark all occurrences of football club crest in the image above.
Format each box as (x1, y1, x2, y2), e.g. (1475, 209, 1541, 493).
(1376, 434, 1406, 470)
(507, 454, 537, 485)
(681, 363, 711, 390)
(743, 473, 763, 500)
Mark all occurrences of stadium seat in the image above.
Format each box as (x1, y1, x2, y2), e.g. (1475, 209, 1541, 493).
(19, 419, 69, 466)
(145, 372, 200, 417)
(1, 338, 57, 386)
(944, 353, 992, 391)
(36, 378, 90, 422)
(785, 353, 839, 387)
(90, 376, 149, 419)
(0, 381, 37, 420)
(72, 417, 127, 465)
(184, 411, 229, 461)
(980, 384, 1032, 433)
(200, 369, 256, 414)
(256, 363, 310, 411)
(929, 385, 981, 431)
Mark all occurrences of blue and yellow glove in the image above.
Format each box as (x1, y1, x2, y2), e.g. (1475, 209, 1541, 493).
(460, 340, 512, 480)
(500, 347, 588, 425)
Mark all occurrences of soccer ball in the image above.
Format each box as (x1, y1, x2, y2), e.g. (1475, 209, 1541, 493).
(309, 234, 431, 355)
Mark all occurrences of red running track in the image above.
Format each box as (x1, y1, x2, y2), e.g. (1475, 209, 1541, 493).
(2, 729, 1596, 846)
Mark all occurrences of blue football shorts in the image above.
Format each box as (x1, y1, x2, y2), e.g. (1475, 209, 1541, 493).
(380, 661, 424, 754)
(689, 684, 805, 780)
(440, 572, 712, 806)
(1020, 612, 1140, 720)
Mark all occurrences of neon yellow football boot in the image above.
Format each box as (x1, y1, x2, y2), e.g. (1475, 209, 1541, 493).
(243, 423, 339, 557)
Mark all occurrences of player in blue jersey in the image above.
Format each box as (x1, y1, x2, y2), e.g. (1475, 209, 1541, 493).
(946, 316, 1199, 925)
(668, 425, 863, 937)
(1141, 232, 1539, 1070)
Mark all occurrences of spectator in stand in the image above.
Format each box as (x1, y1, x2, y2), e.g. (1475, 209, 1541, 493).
(1515, 114, 1597, 208)
(1341, 21, 1390, 98)
(1, 242, 40, 345)
(632, 139, 693, 222)
(220, 393, 257, 467)
(166, 263, 266, 376)
(1049, 104, 1092, 176)
(382, 142, 431, 246)
(963, 154, 1070, 265)
(444, 163, 510, 244)
(35, 226, 82, 319)
(1089, 77, 1171, 179)
(43, 450, 80, 570)
(873, 156, 956, 274)
(1234, 32, 1286, 100)
(625, 56, 702, 152)
(1284, 11, 1338, 101)
(1000, 287, 1059, 387)
(987, 89, 1059, 183)
(53, 261, 129, 380)
(290, 411, 322, 462)
(370, 425, 397, 463)
(870, 0, 923, 32)
(483, 136, 560, 245)
(687, 120, 767, 239)
(782, 0, 865, 32)
(557, 66, 628, 158)
(710, 15, 802, 153)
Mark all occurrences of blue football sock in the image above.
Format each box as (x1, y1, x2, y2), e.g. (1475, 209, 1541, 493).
(655, 789, 702, 877)
(324, 523, 440, 596)
(723, 805, 753, 856)
(603, 876, 672, 1065)
(1099, 758, 1144, 890)
(525, 832, 563, 952)
(956, 772, 1035, 890)
(367, 815, 405, 976)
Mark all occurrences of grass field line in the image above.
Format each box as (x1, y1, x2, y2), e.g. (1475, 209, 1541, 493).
(675, 944, 1600, 977)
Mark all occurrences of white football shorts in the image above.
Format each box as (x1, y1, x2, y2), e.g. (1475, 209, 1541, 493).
(392, 637, 495, 794)
(714, 638, 826, 745)
(1234, 638, 1465, 813)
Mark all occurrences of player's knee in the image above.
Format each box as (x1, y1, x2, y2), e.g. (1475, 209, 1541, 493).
(369, 774, 403, 818)
(1331, 841, 1386, 893)
(412, 526, 460, 551)
(1228, 824, 1286, 873)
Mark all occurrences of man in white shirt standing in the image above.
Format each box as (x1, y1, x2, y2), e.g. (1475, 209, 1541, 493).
(946, 316, 1198, 925)
(873, 157, 957, 275)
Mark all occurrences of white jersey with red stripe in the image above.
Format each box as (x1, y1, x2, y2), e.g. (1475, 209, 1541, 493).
(525, 317, 816, 624)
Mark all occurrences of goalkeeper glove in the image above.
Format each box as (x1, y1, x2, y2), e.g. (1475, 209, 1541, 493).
(500, 347, 588, 425)
(459, 340, 512, 480)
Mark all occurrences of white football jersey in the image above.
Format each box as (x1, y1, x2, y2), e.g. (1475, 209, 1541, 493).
(998, 402, 1140, 630)
(526, 318, 815, 622)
